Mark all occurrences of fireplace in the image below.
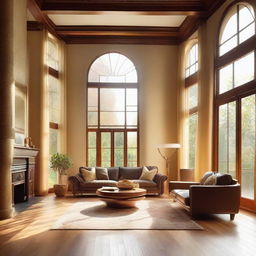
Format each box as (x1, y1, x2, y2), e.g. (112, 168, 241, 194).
(12, 146, 39, 204)
(12, 158, 28, 203)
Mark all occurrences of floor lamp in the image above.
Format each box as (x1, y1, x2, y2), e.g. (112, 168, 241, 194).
(157, 144, 181, 182)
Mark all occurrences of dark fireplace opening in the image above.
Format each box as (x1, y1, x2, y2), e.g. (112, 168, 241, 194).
(14, 184, 27, 204)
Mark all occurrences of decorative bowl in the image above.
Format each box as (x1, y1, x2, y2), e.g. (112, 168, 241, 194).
(117, 179, 139, 190)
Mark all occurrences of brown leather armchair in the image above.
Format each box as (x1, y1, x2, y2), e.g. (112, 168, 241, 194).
(169, 180, 241, 220)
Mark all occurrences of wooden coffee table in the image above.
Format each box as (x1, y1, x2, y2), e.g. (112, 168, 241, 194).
(96, 188, 146, 208)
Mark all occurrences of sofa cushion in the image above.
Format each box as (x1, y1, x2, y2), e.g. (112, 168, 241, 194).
(96, 167, 109, 180)
(204, 174, 217, 185)
(216, 173, 233, 185)
(80, 180, 117, 188)
(132, 179, 157, 188)
(119, 167, 142, 180)
(200, 171, 214, 184)
(107, 167, 119, 181)
(139, 166, 158, 181)
(80, 167, 96, 182)
(172, 189, 190, 206)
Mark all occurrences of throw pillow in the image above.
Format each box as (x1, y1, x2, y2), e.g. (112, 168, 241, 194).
(216, 173, 233, 185)
(80, 167, 96, 182)
(204, 173, 218, 185)
(96, 167, 109, 180)
(200, 171, 214, 184)
(139, 166, 157, 181)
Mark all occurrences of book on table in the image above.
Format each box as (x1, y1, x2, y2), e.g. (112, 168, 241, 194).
(101, 186, 119, 191)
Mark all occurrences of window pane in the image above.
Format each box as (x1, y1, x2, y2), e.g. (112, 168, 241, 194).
(220, 12, 237, 44)
(49, 128, 59, 187)
(128, 149, 137, 162)
(127, 112, 137, 126)
(188, 84, 198, 109)
(88, 132, 96, 148)
(219, 64, 233, 94)
(234, 52, 254, 87)
(100, 112, 125, 127)
(219, 36, 237, 56)
(47, 39, 58, 70)
(218, 105, 228, 173)
(102, 149, 111, 167)
(88, 88, 98, 111)
(189, 44, 196, 65)
(239, 5, 255, 31)
(88, 149, 96, 167)
(189, 64, 196, 76)
(188, 113, 198, 169)
(239, 23, 255, 44)
(49, 128, 59, 155)
(88, 112, 98, 127)
(114, 132, 124, 148)
(127, 132, 137, 148)
(88, 53, 138, 83)
(101, 133, 111, 148)
(241, 95, 255, 199)
(100, 89, 125, 111)
(114, 149, 124, 166)
(126, 89, 138, 106)
(218, 102, 236, 178)
(48, 75, 60, 123)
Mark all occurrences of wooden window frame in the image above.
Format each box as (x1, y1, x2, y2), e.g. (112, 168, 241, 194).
(47, 36, 60, 131)
(87, 82, 139, 167)
(185, 43, 198, 78)
(185, 41, 199, 169)
(214, 1, 256, 211)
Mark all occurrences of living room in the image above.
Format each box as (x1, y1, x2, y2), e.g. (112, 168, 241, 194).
(0, 0, 256, 255)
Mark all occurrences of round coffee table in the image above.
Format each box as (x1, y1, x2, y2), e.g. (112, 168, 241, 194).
(96, 188, 146, 208)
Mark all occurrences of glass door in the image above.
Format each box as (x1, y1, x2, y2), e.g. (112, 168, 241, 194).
(241, 94, 256, 209)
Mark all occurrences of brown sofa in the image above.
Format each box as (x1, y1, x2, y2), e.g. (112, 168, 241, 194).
(69, 166, 167, 196)
(169, 175, 241, 220)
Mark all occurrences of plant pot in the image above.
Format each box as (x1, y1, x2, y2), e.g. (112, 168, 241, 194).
(54, 184, 67, 197)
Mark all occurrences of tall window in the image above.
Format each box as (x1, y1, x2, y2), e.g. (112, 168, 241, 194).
(47, 34, 61, 187)
(215, 2, 256, 210)
(87, 53, 139, 167)
(185, 43, 199, 169)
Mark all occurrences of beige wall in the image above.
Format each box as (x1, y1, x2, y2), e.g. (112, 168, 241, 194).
(27, 31, 44, 148)
(14, 0, 27, 86)
(177, 0, 236, 180)
(14, 0, 28, 140)
(66, 44, 179, 180)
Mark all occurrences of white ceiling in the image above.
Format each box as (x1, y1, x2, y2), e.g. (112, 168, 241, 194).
(48, 12, 187, 27)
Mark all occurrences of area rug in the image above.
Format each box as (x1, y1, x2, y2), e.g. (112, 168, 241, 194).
(51, 199, 203, 230)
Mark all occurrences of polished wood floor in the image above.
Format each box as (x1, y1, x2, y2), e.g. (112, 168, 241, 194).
(0, 194, 256, 256)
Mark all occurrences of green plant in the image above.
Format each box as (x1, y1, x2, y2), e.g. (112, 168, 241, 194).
(50, 153, 72, 175)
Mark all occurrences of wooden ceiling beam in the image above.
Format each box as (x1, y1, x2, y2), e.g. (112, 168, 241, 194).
(27, 0, 225, 45)
(40, 1, 204, 13)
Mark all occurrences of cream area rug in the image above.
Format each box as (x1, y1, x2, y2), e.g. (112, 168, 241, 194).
(51, 199, 203, 230)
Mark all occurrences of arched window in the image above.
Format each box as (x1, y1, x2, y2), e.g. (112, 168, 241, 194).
(184, 43, 199, 169)
(215, 2, 256, 211)
(88, 52, 137, 83)
(87, 53, 139, 167)
(185, 43, 198, 78)
(219, 3, 255, 56)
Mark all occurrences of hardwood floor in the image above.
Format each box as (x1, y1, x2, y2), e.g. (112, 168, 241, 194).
(0, 194, 256, 256)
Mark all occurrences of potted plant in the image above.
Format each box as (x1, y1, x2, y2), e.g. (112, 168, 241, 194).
(50, 153, 72, 197)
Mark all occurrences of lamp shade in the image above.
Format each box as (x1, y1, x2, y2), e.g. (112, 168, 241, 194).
(157, 143, 181, 149)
